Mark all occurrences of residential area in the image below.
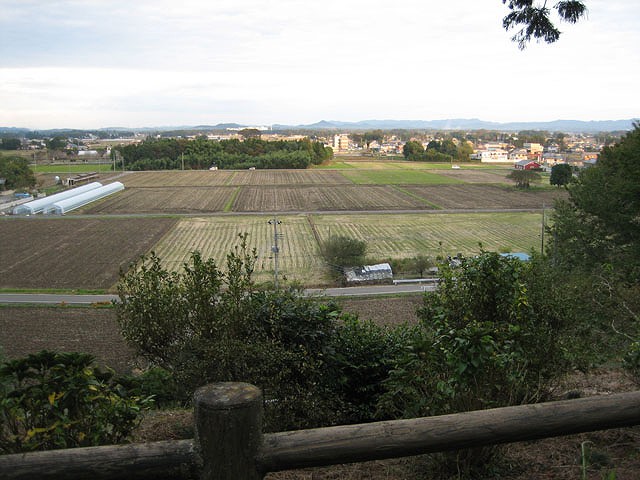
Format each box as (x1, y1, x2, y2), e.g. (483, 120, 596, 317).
(0, 127, 615, 173)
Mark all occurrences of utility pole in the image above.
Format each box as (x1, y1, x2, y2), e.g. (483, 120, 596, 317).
(268, 216, 282, 289)
(541, 203, 545, 254)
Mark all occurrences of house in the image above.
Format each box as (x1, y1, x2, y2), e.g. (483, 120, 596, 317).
(514, 160, 542, 170)
(472, 149, 510, 163)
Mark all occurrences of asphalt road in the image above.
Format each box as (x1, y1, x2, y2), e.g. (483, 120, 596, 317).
(0, 283, 436, 305)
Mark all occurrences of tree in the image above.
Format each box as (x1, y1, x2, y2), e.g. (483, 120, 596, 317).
(0, 138, 22, 150)
(502, 1, 588, 49)
(456, 140, 474, 162)
(550, 123, 640, 280)
(506, 168, 541, 188)
(45, 136, 67, 150)
(549, 163, 573, 187)
(427, 139, 458, 158)
(239, 128, 261, 139)
(0, 155, 36, 190)
(411, 254, 433, 277)
(402, 140, 424, 160)
(363, 130, 384, 147)
(322, 235, 367, 270)
(549, 124, 640, 380)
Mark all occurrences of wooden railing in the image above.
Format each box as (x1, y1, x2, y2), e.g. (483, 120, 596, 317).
(2, 383, 640, 480)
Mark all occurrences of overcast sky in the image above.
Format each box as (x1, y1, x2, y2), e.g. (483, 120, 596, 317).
(1, 0, 638, 129)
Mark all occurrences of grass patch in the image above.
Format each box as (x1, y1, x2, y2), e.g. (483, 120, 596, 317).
(340, 169, 465, 185)
(311, 161, 357, 169)
(33, 163, 114, 174)
(224, 187, 241, 212)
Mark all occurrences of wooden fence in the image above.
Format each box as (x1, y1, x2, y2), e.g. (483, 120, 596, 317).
(2, 382, 640, 480)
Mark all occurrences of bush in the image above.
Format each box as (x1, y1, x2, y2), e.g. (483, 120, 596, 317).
(0, 351, 152, 454)
(116, 236, 353, 430)
(324, 315, 410, 424)
(116, 367, 181, 409)
(377, 252, 573, 476)
(381, 253, 569, 417)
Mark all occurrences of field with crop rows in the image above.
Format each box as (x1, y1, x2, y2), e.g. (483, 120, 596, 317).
(34, 163, 115, 174)
(61, 166, 558, 215)
(434, 168, 515, 184)
(119, 169, 353, 187)
(232, 185, 431, 212)
(83, 187, 238, 214)
(402, 184, 566, 210)
(0, 217, 178, 290)
(229, 170, 352, 185)
(151, 215, 328, 285)
(119, 170, 235, 187)
(150, 212, 544, 286)
(310, 212, 544, 260)
(3, 161, 560, 289)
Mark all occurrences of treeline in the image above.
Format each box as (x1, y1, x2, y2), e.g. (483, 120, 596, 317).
(402, 139, 474, 162)
(115, 137, 333, 170)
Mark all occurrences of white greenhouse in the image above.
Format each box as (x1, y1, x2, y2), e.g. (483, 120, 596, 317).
(45, 182, 124, 215)
(12, 182, 103, 215)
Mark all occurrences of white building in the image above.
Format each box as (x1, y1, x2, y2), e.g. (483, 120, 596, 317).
(333, 134, 350, 151)
(472, 149, 510, 163)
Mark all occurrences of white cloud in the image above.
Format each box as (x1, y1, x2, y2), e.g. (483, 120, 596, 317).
(1, 0, 638, 128)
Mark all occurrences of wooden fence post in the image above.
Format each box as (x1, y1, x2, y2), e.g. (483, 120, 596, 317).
(193, 382, 263, 480)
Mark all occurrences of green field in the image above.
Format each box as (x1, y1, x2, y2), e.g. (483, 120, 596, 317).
(339, 169, 465, 185)
(150, 212, 544, 286)
(311, 212, 543, 260)
(33, 163, 115, 173)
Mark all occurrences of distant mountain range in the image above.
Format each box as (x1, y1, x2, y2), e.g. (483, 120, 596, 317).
(1, 119, 636, 136)
(274, 118, 637, 132)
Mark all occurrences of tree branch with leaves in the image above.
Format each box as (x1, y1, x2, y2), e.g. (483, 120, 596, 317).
(502, 1, 588, 49)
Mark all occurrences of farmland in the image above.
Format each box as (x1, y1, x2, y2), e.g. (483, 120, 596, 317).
(84, 187, 238, 214)
(76, 165, 563, 214)
(0, 217, 177, 290)
(151, 215, 328, 285)
(148, 211, 543, 285)
(339, 169, 464, 185)
(0, 296, 422, 372)
(310, 212, 544, 261)
(0, 161, 566, 290)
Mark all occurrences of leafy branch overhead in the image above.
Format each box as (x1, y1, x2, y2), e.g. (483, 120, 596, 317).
(502, 1, 588, 49)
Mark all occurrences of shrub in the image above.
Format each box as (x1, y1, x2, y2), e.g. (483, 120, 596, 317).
(378, 252, 572, 476)
(116, 236, 352, 431)
(0, 351, 152, 454)
(324, 315, 410, 424)
(116, 367, 181, 409)
(381, 253, 569, 417)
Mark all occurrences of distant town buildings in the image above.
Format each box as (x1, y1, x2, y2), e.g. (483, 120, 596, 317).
(333, 134, 350, 151)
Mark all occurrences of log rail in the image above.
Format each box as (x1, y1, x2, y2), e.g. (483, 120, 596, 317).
(1, 384, 639, 480)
